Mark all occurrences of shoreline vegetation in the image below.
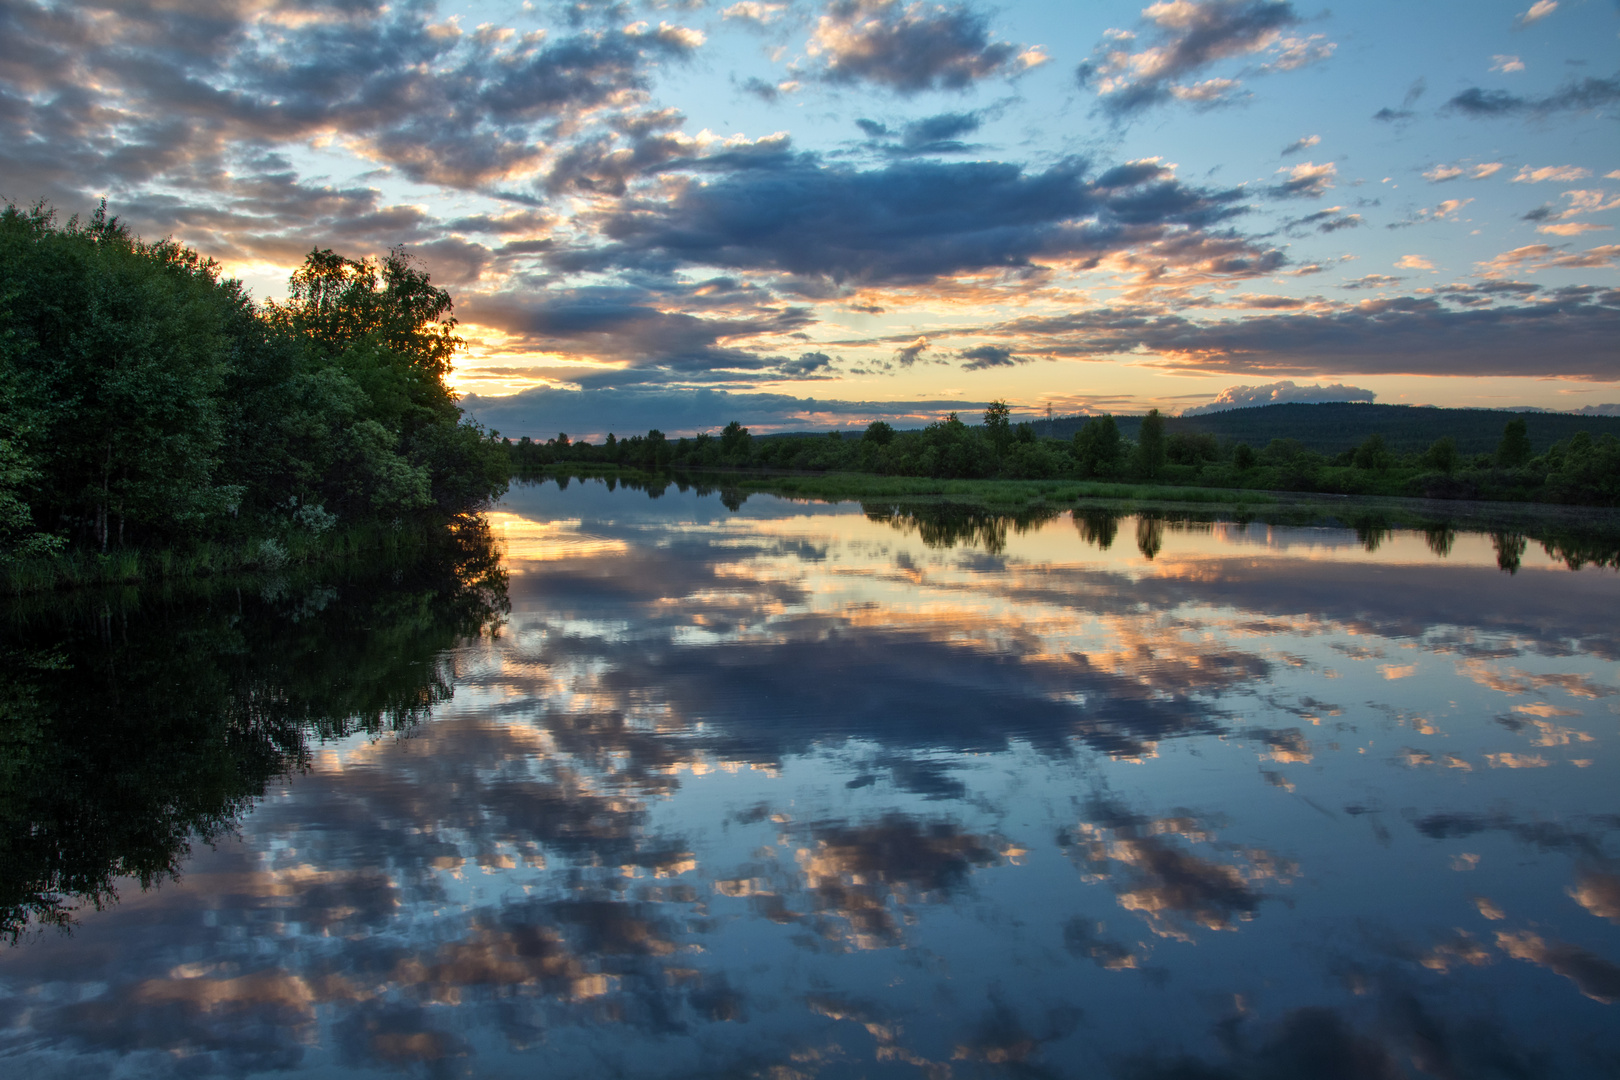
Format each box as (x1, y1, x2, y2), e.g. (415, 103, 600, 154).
(0, 204, 508, 595)
(504, 402, 1620, 511)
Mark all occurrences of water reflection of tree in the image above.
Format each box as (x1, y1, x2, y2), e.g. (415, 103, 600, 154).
(1493, 531, 1527, 574)
(860, 503, 1062, 555)
(1136, 515, 1164, 560)
(1425, 523, 1457, 558)
(0, 517, 507, 942)
(1075, 509, 1119, 550)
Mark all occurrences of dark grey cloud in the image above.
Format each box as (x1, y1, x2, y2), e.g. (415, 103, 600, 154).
(1445, 71, 1620, 118)
(1266, 161, 1336, 199)
(778, 350, 835, 377)
(542, 110, 690, 195)
(860, 110, 985, 155)
(463, 285, 815, 382)
(809, 0, 1030, 94)
(959, 344, 1022, 370)
(986, 288, 1620, 380)
(0, 0, 705, 211)
(1372, 78, 1426, 123)
(1290, 207, 1362, 233)
(1076, 0, 1328, 118)
(895, 337, 930, 366)
(739, 75, 783, 102)
(558, 155, 1260, 287)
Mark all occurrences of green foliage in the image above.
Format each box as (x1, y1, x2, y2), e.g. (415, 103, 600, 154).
(983, 400, 1012, 453)
(0, 203, 506, 583)
(1134, 409, 1167, 479)
(1497, 419, 1533, 468)
(1423, 436, 1459, 475)
(1353, 433, 1392, 471)
(720, 420, 752, 462)
(1073, 415, 1123, 478)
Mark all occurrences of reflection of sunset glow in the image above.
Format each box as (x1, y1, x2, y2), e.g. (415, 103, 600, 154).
(487, 512, 629, 561)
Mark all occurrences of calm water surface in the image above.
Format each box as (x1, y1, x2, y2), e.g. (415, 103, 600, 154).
(3, 480, 1619, 1078)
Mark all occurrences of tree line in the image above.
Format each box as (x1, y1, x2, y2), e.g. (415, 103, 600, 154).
(0, 203, 508, 575)
(505, 404, 1620, 507)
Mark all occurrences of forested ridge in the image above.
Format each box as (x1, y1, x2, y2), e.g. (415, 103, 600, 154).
(506, 401, 1620, 507)
(0, 203, 508, 587)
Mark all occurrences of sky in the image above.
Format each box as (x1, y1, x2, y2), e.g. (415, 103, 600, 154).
(3, 0, 1618, 436)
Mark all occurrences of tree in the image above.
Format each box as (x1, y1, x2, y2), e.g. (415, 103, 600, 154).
(1353, 433, 1391, 471)
(863, 421, 895, 445)
(984, 400, 1012, 453)
(1422, 436, 1459, 475)
(1073, 415, 1122, 478)
(1135, 409, 1166, 480)
(1497, 419, 1532, 468)
(721, 420, 752, 460)
(1232, 443, 1257, 470)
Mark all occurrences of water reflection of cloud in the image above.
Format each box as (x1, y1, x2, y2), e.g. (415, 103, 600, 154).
(1496, 930, 1620, 1003)
(1062, 804, 1296, 941)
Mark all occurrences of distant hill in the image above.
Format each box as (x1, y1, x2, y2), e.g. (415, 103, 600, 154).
(1041, 403, 1620, 455)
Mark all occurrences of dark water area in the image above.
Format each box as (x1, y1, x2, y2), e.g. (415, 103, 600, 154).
(2, 481, 1618, 1079)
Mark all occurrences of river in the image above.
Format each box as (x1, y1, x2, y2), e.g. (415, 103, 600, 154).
(2, 479, 1617, 1078)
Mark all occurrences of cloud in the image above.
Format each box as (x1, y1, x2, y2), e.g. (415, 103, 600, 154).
(958, 344, 1023, 369)
(0, 0, 710, 220)
(559, 154, 1261, 288)
(1426, 160, 1505, 183)
(778, 350, 836, 377)
(1076, 0, 1332, 118)
(1182, 380, 1376, 415)
(462, 284, 816, 383)
(1266, 160, 1336, 199)
(1372, 76, 1429, 122)
(461, 385, 983, 437)
(1513, 165, 1593, 183)
(1477, 242, 1620, 275)
(1446, 71, 1620, 118)
(981, 287, 1620, 380)
(1491, 54, 1525, 73)
(895, 336, 931, 366)
(861, 110, 984, 154)
(1340, 274, 1404, 289)
(1280, 134, 1319, 156)
(1290, 207, 1361, 233)
(1396, 254, 1434, 269)
(1539, 222, 1613, 236)
(723, 1, 789, 25)
(807, 0, 1037, 94)
(1515, 1, 1558, 27)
